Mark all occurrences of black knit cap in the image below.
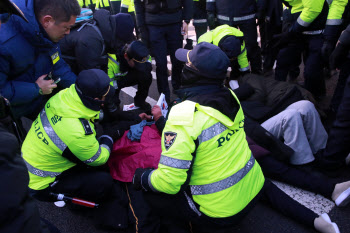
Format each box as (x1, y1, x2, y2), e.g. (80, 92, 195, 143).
(75, 69, 115, 111)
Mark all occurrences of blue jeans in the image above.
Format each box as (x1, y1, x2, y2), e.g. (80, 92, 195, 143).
(147, 23, 183, 102)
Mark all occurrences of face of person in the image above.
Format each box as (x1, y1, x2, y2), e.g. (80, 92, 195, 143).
(42, 15, 77, 42)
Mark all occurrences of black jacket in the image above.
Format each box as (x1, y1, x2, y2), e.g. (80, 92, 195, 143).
(60, 10, 127, 74)
(0, 120, 49, 233)
(134, 0, 193, 27)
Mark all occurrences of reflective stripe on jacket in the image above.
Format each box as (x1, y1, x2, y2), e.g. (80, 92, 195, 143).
(198, 25, 249, 72)
(120, 0, 135, 12)
(21, 85, 110, 190)
(283, 0, 325, 27)
(149, 90, 265, 218)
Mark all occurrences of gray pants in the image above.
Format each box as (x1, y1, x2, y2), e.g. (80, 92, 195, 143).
(261, 101, 328, 165)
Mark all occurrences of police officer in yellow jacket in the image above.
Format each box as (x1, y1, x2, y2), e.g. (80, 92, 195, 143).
(198, 24, 250, 79)
(274, 0, 329, 99)
(22, 69, 130, 230)
(132, 43, 265, 232)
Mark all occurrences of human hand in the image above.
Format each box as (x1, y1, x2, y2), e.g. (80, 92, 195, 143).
(36, 74, 57, 95)
(182, 21, 188, 36)
(139, 113, 152, 121)
(151, 105, 162, 122)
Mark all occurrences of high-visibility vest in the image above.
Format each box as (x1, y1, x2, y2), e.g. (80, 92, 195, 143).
(149, 90, 265, 218)
(120, 0, 135, 12)
(198, 25, 249, 72)
(21, 85, 110, 190)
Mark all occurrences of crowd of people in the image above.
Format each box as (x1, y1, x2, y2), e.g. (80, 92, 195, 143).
(0, 0, 350, 232)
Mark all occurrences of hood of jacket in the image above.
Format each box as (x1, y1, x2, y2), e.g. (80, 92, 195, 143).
(1, 0, 56, 49)
(48, 84, 100, 121)
(94, 10, 125, 54)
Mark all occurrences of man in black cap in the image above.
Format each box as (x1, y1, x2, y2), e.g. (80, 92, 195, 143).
(21, 69, 139, 230)
(60, 10, 135, 75)
(132, 42, 265, 232)
(108, 40, 152, 111)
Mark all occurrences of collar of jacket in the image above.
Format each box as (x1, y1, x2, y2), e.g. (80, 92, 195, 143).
(12, 0, 56, 49)
(47, 84, 101, 122)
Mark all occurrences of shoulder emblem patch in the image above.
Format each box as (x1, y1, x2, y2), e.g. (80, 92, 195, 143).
(164, 131, 177, 150)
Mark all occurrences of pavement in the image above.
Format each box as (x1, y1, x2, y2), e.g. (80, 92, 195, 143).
(36, 23, 350, 233)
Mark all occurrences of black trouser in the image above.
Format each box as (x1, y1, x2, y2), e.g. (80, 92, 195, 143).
(143, 185, 263, 233)
(322, 73, 350, 168)
(144, 179, 319, 232)
(257, 156, 335, 199)
(331, 59, 350, 113)
(275, 34, 326, 98)
(115, 68, 152, 107)
(30, 166, 129, 229)
(193, 1, 208, 41)
(147, 23, 183, 102)
(259, 20, 282, 73)
(219, 19, 262, 74)
(109, 0, 120, 14)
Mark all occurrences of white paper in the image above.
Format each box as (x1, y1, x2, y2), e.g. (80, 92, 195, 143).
(123, 103, 140, 111)
(156, 93, 168, 117)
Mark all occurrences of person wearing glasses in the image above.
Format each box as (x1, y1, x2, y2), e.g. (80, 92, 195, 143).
(108, 40, 152, 111)
(59, 10, 134, 75)
(198, 25, 250, 80)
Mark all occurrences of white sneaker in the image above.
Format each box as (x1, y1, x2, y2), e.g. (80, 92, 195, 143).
(335, 186, 350, 207)
(320, 213, 340, 233)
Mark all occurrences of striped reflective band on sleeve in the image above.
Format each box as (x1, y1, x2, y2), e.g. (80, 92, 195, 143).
(326, 19, 343, 25)
(217, 15, 230, 21)
(23, 158, 62, 178)
(159, 154, 192, 169)
(206, 0, 215, 2)
(198, 122, 227, 144)
(193, 19, 207, 23)
(40, 109, 67, 152)
(297, 16, 311, 27)
(101, 144, 111, 153)
(190, 154, 255, 195)
(121, 3, 129, 8)
(233, 14, 255, 21)
(239, 66, 250, 72)
(83, 146, 102, 164)
(302, 30, 323, 35)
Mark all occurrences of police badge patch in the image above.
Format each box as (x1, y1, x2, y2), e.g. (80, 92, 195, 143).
(164, 132, 177, 150)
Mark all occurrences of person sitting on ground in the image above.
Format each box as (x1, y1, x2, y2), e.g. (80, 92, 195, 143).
(21, 69, 145, 230)
(108, 40, 152, 111)
(228, 72, 328, 166)
(0, 0, 80, 120)
(60, 10, 134, 75)
(198, 24, 250, 79)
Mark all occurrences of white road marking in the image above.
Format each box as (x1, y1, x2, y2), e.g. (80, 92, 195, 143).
(121, 86, 157, 106)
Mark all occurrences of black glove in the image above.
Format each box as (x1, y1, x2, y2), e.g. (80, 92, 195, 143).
(132, 168, 154, 191)
(207, 12, 216, 30)
(321, 40, 336, 64)
(139, 26, 150, 48)
(184, 38, 193, 50)
(329, 42, 350, 70)
(271, 31, 300, 49)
